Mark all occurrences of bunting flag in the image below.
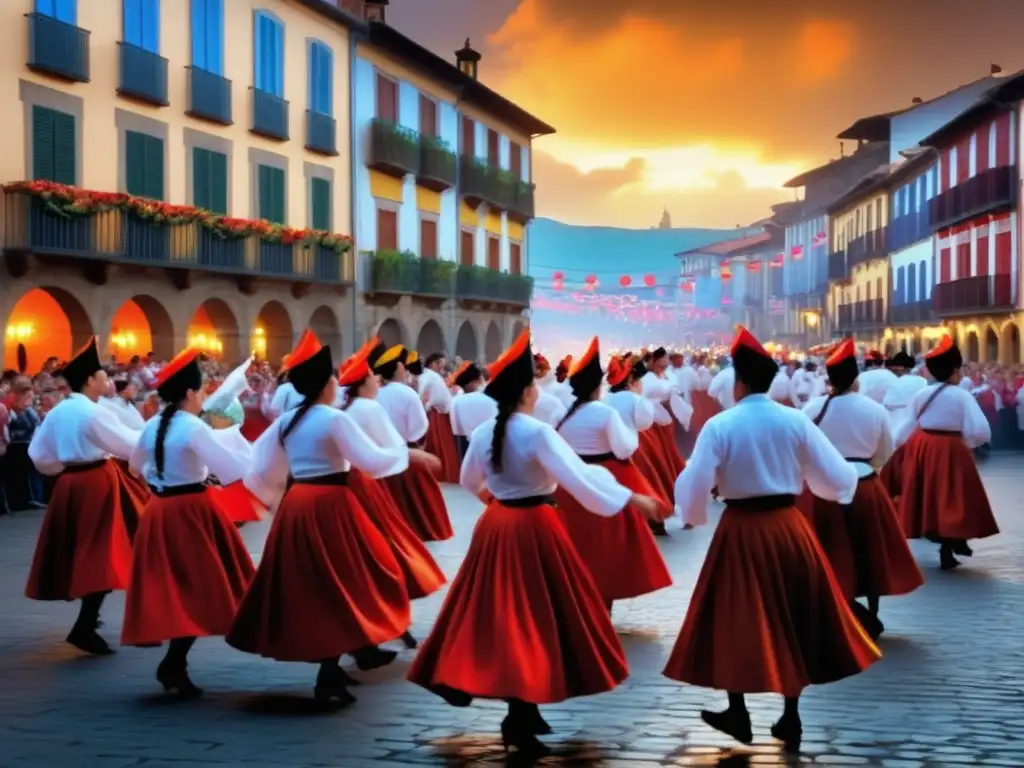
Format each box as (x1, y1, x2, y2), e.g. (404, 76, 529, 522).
(769, 252, 784, 268)
(746, 261, 762, 272)
(791, 245, 805, 260)
(811, 230, 828, 247)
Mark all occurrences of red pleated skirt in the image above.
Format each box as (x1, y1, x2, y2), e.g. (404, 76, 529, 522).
(800, 476, 924, 600)
(112, 458, 151, 507)
(879, 442, 907, 498)
(896, 430, 999, 541)
(424, 410, 461, 484)
(121, 488, 255, 646)
(689, 391, 721, 439)
(226, 481, 411, 661)
(382, 462, 454, 542)
(653, 422, 685, 477)
(635, 428, 676, 503)
(407, 499, 629, 704)
(240, 406, 272, 443)
(349, 468, 447, 600)
(26, 460, 142, 602)
(662, 503, 881, 696)
(210, 481, 265, 523)
(554, 458, 672, 602)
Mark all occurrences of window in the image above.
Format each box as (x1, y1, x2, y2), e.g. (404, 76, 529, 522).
(461, 116, 474, 155)
(257, 163, 285, 224)
(308, 40, 332, 115)
(35, 0, 76, 23)
(192, 147, 227, 214)
(487, 235, 499, 270)
(419, 217, 437, 258)
(309, 177, 330, 230)
(459, 229, 474, 265)
(918, 262, 928, 299)
(907, 263, 916, 302)
(31, 106, 75, 185)
(377, 207, 398, 251)
(375, 73, 397, 122)
(896, 266, 906, 303)
(995, 230, 1012, 275)
(125, 130, 164, 200)
(254, 10, 284, 96)
(976, 232, 990, 276)
(487, 129, 499, 167)
(875, 199, 882, 229)
(123, 0, 159, 53)
(419, 95, 437, 137)
(191, 0, 223, 74)
(509, 241, 522, 274)
(509, 142, 522, 180)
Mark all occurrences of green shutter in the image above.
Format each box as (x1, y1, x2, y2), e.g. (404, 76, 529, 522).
(52, 111, 76, 185)
(271, 166, 285, 224)
(258, 164, 285, 224)
(144, 135, 164, 200)
(32, 106, 55, 183)
(258, 164, 272, 221)
(125, 130, 147, 196)
(310, 177, 330, 230)
(193, 148, 211, 210)
(209, 150, 228, 215)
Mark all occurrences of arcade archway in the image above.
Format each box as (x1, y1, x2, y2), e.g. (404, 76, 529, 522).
(187, 298, 240, 362)
(108, 295, 174, 362)
(4, 287, 92, 373)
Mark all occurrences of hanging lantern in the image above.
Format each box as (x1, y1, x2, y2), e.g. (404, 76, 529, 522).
(619, 275, 632, 287)
(553, 270, 564, 280)
(643, 274, 656, 287)
(552, 279, 563, 291)
(746, 261, 762, 272)
(585, 274, 597, 284)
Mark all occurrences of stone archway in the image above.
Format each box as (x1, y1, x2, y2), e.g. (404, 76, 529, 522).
(511, 320, 526, 344)
(484, 320, 502, 362)
(416, 319, 445, 356)
(377, 318, 404, 348)
(3, 286, 93, 372)
(109, 295, 174, 362)
(255, 300, 294, 364)
(309, 305, 342, 358)
(188, 298, 240, 362)
(985, 326, 999, 364)
(966, 330, 980, 363)
(1003, 321, 1021, 364)
(455, 320, 478, 361)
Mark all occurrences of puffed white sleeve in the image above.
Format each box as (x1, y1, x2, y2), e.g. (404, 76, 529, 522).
(128, 426, 149, 478)
(459, 424, 489, 497)
(189, 421, 252, 486)
(330, 409, 409, 476)
(605, 407, 639, 460)
(668, 391, 693, 431)
(632, 394, 655, 431)
(872, 408, 895, 470)
(403, 390, 430, 443)
(352, 404, 409, 479)
(242, 424, 292, 510)
(800, 417, 858, 504)
(267, 386, 290, 419)
(674, 421, 719, 527)
(959, 389, 992, 449)
(206, 425, 255, 472)
(894, 388, 925, 447)
(534, 424, 631, 517)
(86, 410, 140, 460)
(27, 415, 63, 475)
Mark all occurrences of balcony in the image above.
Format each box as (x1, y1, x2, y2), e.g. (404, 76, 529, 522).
(508, 181, 536, 223)
(828, 250, 847, 282)
(929, 165, 1016, 230)
(305, 110, 337, 155)
(251, 88, 288, 141)
(26, 12, 90, 83)
(1, 188, 354, 285)
(889, 300, 935, 327)
(186, 67, 231, 125)
(117, 43, 168, 106)
(417, 137, 456, 192)
(460, 157, 517, 211)
(933, 275, 1014, 316)
(846, 227, 889, 270)
(889, 210, 930, 253)
(367, 119, 419, 178)
(366, 250, 532, 308)
(835, 299, 887, 333)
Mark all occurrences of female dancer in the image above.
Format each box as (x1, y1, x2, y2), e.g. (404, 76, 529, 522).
(370, 344, 454, 541)
(449, 362, 495, 458)
(121, 348, 256, 697)
(800, 338, 923, 639)
(891, 335, 998, 570)
(227, 330, 417, 704)
(407, 331, 664, 758)
(553, 338, 672, 612)
(338, 341, 447, 649)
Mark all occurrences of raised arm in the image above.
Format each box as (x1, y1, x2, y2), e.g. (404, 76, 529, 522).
(330, 409, 409, 477)
(674, 421, 719, 526)
(800, 418, 858, 504)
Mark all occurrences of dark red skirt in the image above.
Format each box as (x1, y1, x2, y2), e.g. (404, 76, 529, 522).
(210, 481, 264, 523)
(424, 410, 460, 484)
(801, 476, 924, 600)
(240, 406, 272, 443)
(897, 430, 999, 541)
(879, 442, 907, 498)
(407, 499, 629, 704)
(635, 428, 676, 503)
(226, 481, 411, 661)
(554, 458, 672, 602)
(662, 503, 880, 696)
(26, 460, 142, 602)
(689, 391, 722, 440)
(121, 488, 254, 646)
(382, 462, 454, 542)
(349, 468, 446, 600)
(112, 458, 151, 507)
(653, 422, 686, 477)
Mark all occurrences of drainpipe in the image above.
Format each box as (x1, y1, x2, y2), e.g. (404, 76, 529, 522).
(348, 29, 361, 355)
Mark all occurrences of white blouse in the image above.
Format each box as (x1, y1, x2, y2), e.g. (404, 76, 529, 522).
(29, 393, 140, 475)
(129, 410, 251, 489)
(895, 382, 991, 449)
(462, 413, 631, 516)
(708, 367, 736, 410)
(533, 388, 568, 427)
(641, 372, 675, 426)
(676, 394, 858, 527)
(244, 404, 409, 508)
(269, 382, 302, 418)
(540, 377, 574, 408)
(604, 389, 655, 432)
(557, 400, 638, 459)
(376, 381, 429, 444)
(451, 390, 498, 436)
(802, 392, 894, 477)
(343, 397, 410, 478)
(418, 368, 453, 413)
(768, 371, 792, 402)
(859, 368, 899, 404)
(99, 396, 146, 431)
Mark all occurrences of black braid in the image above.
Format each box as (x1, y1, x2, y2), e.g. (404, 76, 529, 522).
(154, 402, 179, 480)
(489, 400, 515, 473)
(556, 396, 588, 431)
(279, 395, 317, 446)
(340, 382, 360, 411)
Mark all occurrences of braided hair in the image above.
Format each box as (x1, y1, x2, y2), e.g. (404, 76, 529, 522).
(340, 381, 362, 411)
(556, 396, 588, 431)
(489, 399, 516, 473)
(153, 402, 179, 480)
(279, 395, 317, 446)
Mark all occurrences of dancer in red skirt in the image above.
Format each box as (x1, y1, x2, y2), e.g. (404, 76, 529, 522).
(801, 338, 924, 640)
(450, 362, 496, 459)
(419, 352, 461, 483)
(26, 337, 145, 655)
(892, 335, 998, 570)
(339, 342, 446, 649)
(663, 326, 880, 751)
(370, 343, 454, 541)
(228, 330, 418, 705)
(122, 348, 257, 697)
(554, 338, 672, 612)
(407, 331, 664, 759)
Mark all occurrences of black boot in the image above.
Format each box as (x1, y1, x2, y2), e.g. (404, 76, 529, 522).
(314, 660, 356, 707)
(156, 638, 202, 699)
(939, 543, 960, 571)
(950, 539, 973, 557)
(66, 592, 114, 656)
(501, 700, 550, 758)
(700, 693, 752, 745)
(351, 645, 398, 671)
(771, 697, 803, 752)
(648, 520, 669, 537)
(400, 631, 418, 650)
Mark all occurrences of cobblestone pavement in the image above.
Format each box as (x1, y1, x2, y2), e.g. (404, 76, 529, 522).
(2, 456, 1024, 767)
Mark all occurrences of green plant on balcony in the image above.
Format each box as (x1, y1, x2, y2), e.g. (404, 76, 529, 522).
(418, 135, 457, 189)
(370, 248, 420, 292)
(370, 118, 420, 176)
(511, 180, 535, 218)
(419, 256, 457, 296)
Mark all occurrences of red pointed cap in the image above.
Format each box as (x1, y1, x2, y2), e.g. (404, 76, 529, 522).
(826, 337, 856, 367)
(729, 325, 769, 360)
(606, 354, 634, 387)
(567, 337, 603, 396)
(568, 337, 599, 378)
(154, 347, 202, 390)
(488, 330, 531, 382)
(448, 360, 472, 388)
(338, 346, 371, 386)
(557, 354, 573, 371)
(281, 329, 322, 373)
(925, 334, 954, 359)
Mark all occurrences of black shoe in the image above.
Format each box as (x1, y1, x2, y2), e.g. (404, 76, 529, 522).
(314, 666, 356, 707)
(649, 521, 669, 537)
(951, 540, 973, 557)
(770, 716, 802, 752)
(66, 626, 115, 656)
(156, 661, 203, 699)
(700, 708, 753, 745)
(400, 631, 418, 650)
(351, 646, 398, 672)
(500, 716, 550, 759)
(940, 546, 961, 571)
(528, 710, 552, 735)
(850, 600, 884, 640)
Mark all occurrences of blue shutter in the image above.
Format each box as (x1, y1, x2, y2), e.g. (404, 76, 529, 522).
(907, 264, 916, 302)
(207, 0, 222, 74)
(273, 21, 284, 96)
(253, 12, 265, 90)
(320, 45, 332, 115)
(307, 42, 317, 111)
(918, 262, 927, 300)
(139, 0, 159, 52)
(191, 0, 206, 69)
(37, 0, 77, 23)
(254, 12, 282, 95)
(124, 0, 142, 47)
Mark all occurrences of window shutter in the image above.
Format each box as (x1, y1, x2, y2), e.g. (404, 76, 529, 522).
(141, 0, 159, 53)
(193, 147, 211, 209)
(509, 242, 521, 274)
(419, 95, 436, 137)
(319, 46, 332, 114)
(144, 134, 164, 200)
(124, 0, 143, 47)
(308, 43, 318, 112)
(487, 130, 499, 167)
(376, 74, 396, 122)
(209, 150, 228, 214)
(53, 0, 76, 23)
(509, 142, 522, 179)
(260, 166, 286, 224)
(191, 0, 207, 69)
(125, 130, 147, 196)
(311, 177, 330, 230)
(258, 164, 272, 220)
(254, 13, 268, 91)
(976, 234, 990, 276)
(487, 236, 499, 270)
(419, 217, 437, 258)
(376, 208, 397, 251)
(272, 21, 284, 96)
(31, 106, 55, 183)
(207, 0, 222, 74)
(51, 111, 75, 184)
(460, 230, 474, 265)
(461, 116, 474, 155)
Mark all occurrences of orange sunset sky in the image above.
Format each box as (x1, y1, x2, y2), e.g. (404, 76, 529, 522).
(390, 0, 1024, 230)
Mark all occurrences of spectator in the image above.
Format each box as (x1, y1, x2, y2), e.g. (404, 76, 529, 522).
(2, 378, 45, 511)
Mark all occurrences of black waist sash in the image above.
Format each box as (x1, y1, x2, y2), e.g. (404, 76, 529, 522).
(923, 429, 962, 437)
(845, 457, 877, 481)
(290, 471, 350, 487)
(407, 440, 425, 449)
(62, 459, 108, 475)
(497, 494, 556, 508)
(577, 452, 617, 464)
(149, 482, 207, 498)
(723, 494, 796, 511)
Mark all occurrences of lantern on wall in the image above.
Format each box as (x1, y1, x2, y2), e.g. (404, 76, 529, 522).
(643, 274, 656, 287)
(620, 275, 632, 287)
(553, 270, 564, 281)
(585, 274, 597, 284)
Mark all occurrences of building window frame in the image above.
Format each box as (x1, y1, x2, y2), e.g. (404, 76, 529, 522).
(35, 0, 77, 23)
(375, 198, 401, 251)
(459, 225, 476, 266)
(190, 0, 223, 74)
(307, 39, 333, 116)
(305, 161, 335, 232)
(114, 108, 169, 200)
(375, 71, 399, 123)
(183, 126, 232, 211)
(253, 9, 285, 97)
(21, 80, 84, 186)
(248, 146, 288, 223)
(123, 0, 160, 53)
(508, 238, 523, 275)
(418, 211, 439, 258)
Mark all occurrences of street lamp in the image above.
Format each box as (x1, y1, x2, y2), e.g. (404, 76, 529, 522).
(802, 309, 821, 351)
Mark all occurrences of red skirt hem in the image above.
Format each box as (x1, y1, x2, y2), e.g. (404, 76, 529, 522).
(382, 463, 454, 541)
(635, 428, 676, 503)
(425, 410, 460, 484)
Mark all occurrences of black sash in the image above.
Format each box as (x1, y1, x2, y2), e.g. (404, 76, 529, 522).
(723, 494, 796, 511)
(407, 440, 425, 449)
(291, 471, 350, 487)
(578, 452, 617, 464)
(497, 494, 556, 508)
(62, 459, 108, 474)
(923, 429, 962, 437)
(148, 482, 207, 497)
(916, 383, 950, 421)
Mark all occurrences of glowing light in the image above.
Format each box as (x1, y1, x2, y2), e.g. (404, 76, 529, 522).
(252, 327, 267, 355)
(189, 334, 223, 354)
(110, 331, 138, 349)
(802, 310, 819, 328)
(5, 323, 35, 340)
